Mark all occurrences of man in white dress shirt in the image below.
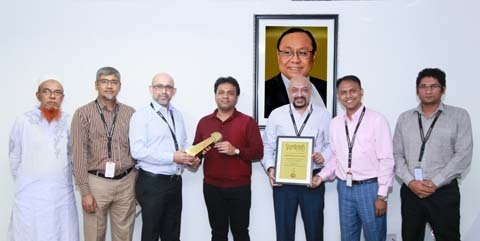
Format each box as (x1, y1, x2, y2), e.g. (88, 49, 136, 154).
(262, 75, 331, 241)
(8, 75, 79, 241)
(129, 72, 200, 241)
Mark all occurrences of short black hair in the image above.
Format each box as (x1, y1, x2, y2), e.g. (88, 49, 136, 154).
(416, 68, 446, 88)
(336, 75, 362, 89)
(214, 76, 240, 96)
(277, 27, 317, 54)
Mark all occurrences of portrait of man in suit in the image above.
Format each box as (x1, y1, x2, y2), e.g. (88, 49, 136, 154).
(264, 27, 328, 118)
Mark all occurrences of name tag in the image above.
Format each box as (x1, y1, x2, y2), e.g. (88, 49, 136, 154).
(414, 167, 423, 181)
(346, 172, 353, 187)
(105, 162, 116, 178)
(176, 164, 183, 175)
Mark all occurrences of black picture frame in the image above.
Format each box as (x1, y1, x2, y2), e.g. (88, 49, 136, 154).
(254, 14, 339, 128)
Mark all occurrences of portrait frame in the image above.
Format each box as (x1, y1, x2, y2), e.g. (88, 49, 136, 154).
(254, 14, 338, 128)
(274, 136, 314, 185)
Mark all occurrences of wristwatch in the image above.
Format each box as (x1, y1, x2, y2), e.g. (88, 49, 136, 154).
(234, 148, 240, 155)
(377, 195, 388, 202)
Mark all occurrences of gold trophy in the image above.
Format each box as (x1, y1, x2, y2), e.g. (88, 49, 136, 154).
(185, 132, 222, 156)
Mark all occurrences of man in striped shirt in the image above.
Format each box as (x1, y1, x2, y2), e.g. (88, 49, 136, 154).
(71, 66, 136, 241)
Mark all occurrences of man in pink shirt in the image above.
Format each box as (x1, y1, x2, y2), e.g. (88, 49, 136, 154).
(314, 75, 394, 241)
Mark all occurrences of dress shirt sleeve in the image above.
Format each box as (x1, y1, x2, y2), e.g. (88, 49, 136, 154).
(129, 111, 174, 166)
(432, 110, 473, 187)
(179, 114, 189, 151)
(238, 119, 263, 161)
(261, 116, 277, 172)
(8, 117, 23, 180)
(71, 109, 91, 196)
(318, 113, 332, 162)
(318, 122, 337, 181)
(393, 114, 415, 186)
(374, 115, 395, 196)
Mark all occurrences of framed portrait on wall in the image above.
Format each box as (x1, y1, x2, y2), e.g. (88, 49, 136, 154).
(254, 14, 338, 128)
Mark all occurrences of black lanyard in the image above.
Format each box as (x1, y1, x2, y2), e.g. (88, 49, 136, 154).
(345, 107, 366, 169)
(289, 105, 313, 137)
(417, 110, 442, 162)
(150, 103, 178, 151)
(95, 100, 119, 159)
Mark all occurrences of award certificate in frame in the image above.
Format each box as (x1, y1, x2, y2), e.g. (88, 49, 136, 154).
(274, 136, 314, 185)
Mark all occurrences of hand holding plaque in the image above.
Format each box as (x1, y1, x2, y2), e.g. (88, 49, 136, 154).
(186, 132, 222, 156)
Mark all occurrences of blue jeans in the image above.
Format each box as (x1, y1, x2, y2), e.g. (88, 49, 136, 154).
(337, 180, 386, 241)
(273, 183, 325, 241)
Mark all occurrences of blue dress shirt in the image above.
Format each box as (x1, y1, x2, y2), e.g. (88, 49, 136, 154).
(129, 100, 188, 175)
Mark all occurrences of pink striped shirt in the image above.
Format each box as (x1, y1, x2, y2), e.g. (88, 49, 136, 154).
(319, 105, 394, 196)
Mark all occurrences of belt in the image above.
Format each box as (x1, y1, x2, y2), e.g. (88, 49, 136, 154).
(352, 177, 378, 185)
(139, 169, 181, 181)
(88, 166, 134, 180)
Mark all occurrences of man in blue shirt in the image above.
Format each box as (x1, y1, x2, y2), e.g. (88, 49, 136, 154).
(129, 72, 200, 241)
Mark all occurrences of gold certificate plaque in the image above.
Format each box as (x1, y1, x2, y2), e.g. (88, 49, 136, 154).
(274, 136, 314, 185)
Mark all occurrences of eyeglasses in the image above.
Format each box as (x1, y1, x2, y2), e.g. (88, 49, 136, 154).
(278, 50, 313, 59)
(97, 79, 120, 85)
(40, 88, 64, 97)
(418, 84, 442, 90)
(152, 84, 174, 91)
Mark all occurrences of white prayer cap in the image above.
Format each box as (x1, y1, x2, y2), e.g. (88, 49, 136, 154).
(37, 74, 63, 86)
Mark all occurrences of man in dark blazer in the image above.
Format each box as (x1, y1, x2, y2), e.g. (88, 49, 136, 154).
(265, 27, 327, 118)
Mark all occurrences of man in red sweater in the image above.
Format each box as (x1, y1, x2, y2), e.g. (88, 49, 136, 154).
(193, 76, 263, 241)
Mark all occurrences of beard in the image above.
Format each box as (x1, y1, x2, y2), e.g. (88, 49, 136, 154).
(155, 94, 171, 107)
(40, 107, 62, 123)
(292, 97, 307, 109)
(103, 94, 116, 101)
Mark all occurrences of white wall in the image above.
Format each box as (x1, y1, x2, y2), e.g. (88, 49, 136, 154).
(1, 0, 478, 240)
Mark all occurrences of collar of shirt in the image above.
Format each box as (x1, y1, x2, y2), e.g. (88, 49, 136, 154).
(209, 108, 239, 122)
(342, 104, 365, 123)
(96, 97, 118, 112)
(151, 99, 175, 116)
(289, 102, 313, 119)
(414, 102, 445, 117)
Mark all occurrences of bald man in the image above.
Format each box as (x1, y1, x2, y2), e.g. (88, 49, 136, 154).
(262, 75, 331, 241)
(129, 73, 200, 241)
(8, 76, 79, 241)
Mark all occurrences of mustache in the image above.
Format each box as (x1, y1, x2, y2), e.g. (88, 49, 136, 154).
(294, 97, 306, 102)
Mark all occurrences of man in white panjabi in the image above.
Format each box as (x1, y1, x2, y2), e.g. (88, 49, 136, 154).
(8, 75, 79, 241)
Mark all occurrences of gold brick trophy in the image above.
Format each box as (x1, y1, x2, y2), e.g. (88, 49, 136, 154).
(186, 132, 222, 156)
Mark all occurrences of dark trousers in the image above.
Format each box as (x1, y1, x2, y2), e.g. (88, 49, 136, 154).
(272, 183, 325, 241)
(400, 179, 460, 241)
(136, 169, 182, 241)
(203, 183, 251, 241)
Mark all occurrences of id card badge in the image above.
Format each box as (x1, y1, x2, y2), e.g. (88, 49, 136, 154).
(346, 172, 353, 187)
(414, 167, 424, 181)
(176, 164, 184, 175)
(105, 162, 116, 178)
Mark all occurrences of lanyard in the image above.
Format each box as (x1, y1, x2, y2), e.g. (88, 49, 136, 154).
(150, 103, 178, 151)
(417, 110, 442, 162)
(345, 107, 366, 169)
(289, 105, 313, 137)
(95, 100, 119, 159)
